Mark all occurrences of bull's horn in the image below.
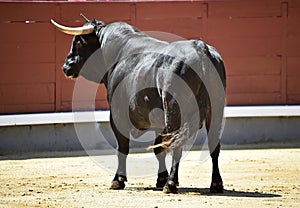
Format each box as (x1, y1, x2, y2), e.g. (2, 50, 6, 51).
(80, 13, 89, 23)
(50, 19, 94, 35)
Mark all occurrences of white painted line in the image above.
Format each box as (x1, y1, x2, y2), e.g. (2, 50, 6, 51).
(0, 106, 299, 127)
(224, 106, 300, 118)
(0, 111, 110, 127)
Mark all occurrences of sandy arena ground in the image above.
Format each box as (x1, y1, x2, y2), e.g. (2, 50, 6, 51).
(0, 148, 299, 208)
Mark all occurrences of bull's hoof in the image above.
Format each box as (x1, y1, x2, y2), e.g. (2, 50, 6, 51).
(110, 180, 125, 190)
(163, 180, 178, 194)
(156, 171, 169, 188)
(156, 176, 169, 188)
(110, 175, 127, 190)
(210, 181, 224, 193)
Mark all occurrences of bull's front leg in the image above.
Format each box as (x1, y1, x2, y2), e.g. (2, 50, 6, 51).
(163, 147, 182, 194)
(110, 119, 129, 190)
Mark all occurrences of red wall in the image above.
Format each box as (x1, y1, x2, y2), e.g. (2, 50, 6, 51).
(0, 0, 300, 114)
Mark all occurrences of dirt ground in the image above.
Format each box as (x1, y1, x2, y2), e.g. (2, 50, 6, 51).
(0, 148, 299, 208)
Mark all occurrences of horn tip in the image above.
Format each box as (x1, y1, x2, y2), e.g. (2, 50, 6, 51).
(50, 19, 56, 24)
(80, 13, 90, 23)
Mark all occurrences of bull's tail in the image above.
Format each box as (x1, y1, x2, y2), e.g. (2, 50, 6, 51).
(147, 123, 190, 150)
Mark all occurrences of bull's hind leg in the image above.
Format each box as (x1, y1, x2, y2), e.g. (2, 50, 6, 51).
(110, 118, 129, 190)
(159, 92, 182, 193)
(154, 135, 169, 188)
(206, 117, 224, 193)
(209, 142, 223, 193)
(163, 147, 182, 194)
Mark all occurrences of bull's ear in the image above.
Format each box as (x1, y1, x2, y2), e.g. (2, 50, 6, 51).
(50, 19, 94, 35)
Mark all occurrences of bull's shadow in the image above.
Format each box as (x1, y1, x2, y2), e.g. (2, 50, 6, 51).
(128, 187, 281, 198)
(180, 187, 281, 198)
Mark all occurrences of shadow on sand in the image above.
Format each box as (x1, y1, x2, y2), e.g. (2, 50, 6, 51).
(127, 187, 281, 198)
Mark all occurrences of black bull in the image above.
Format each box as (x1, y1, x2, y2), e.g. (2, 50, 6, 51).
(51, 17, 226, 194)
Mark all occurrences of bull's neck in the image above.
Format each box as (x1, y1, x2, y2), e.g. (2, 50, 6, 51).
(98, 23, 139, 69)
(97, 22, 167, 71)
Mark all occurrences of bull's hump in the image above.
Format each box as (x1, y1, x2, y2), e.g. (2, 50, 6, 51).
(121, 36, 168, 57)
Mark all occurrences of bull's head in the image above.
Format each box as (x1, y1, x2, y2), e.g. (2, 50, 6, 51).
(51, 14, 104, 78)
